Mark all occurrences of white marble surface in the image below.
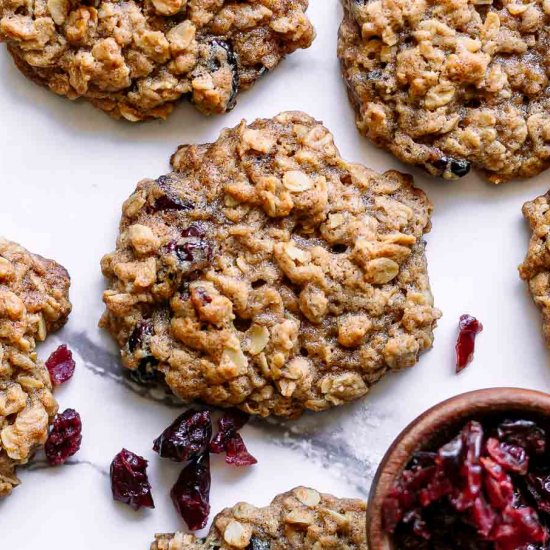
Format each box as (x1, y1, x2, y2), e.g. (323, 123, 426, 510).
(1, 1, 550, 547)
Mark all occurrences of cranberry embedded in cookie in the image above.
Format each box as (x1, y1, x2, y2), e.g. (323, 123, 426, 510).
(100, 111, 441, 418)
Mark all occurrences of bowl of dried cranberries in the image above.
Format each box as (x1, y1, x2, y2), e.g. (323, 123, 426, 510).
(367, 388, 550, 550)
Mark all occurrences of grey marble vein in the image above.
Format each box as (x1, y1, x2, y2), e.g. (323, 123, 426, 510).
(28, 458, 108, 477)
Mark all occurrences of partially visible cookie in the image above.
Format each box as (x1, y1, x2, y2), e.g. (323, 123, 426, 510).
(0, 238, 71, 496)
(100, 111, 440, 418)
(151, 486, 368, 549)
(338, 0, 550, 183)
(519, 191, 550, 344)
(0, 0, 314, 121)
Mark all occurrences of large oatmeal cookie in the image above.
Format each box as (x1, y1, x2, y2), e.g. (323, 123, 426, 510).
(100, 111, 440, 418)
(151, 486, 368, 549)
(519, 191, 550, 344)
(338, 0, 550, 183)
(0, 0, 314, 121)
(0, 238, 71, 496)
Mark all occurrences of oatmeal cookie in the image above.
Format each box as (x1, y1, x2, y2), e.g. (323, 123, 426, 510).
(0, 238, 71, 496)
(100, 111, 440, 418)
(338, 0, 550, 183)
(519, 191, 550, 344)
(0, 0, 314, 121)
(151, 486, 368, 549)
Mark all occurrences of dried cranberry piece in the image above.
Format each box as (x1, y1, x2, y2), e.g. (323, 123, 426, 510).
(225, 433, 257, 467)
(455, 314, 483, 372)
(452, 421, 484, 511)
(45, 408, 82, 466)
(128, 320, 154, 353)
(469, 496, 497, 537)
(526, 469, 550, 515)
(110, 449, 154, 511)
(492, 505, 548, 550)
(481, 457, 514, 510)
(45, 344, 76, 385)
(497, 420, 547, 456)
(210, 409, 250, 453)
(154, 177, 193, 211)
(170, 452, 211, 531)
(181, 224, 206, 238)
(486, 438, 529, 475)
(153, 409, 212, 462)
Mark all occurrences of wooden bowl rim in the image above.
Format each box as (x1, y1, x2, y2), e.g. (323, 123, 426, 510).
(366, 387, 550, 549)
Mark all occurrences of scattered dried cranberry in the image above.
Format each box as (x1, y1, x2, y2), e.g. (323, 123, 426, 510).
(225, 433, 257, 467)
(153, 409, 212, 462)
(455, 314, 483, 372)
(170, 452, 210, 531)
(45, 345, 76, 385)
(384, 417, 550, 549)
(110, 449, 154, 511)
(210, 409, 250, 453)
(45, 409, 82, 466)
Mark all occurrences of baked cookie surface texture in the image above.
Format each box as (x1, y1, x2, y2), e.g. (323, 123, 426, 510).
(0, 0, 314, 121)
(0, 238, 71, 496)
(151, 486, 368, 550)
(338, 0, 550, 183)
(519, 191, 550, 345)
(100, 111, 440, 418)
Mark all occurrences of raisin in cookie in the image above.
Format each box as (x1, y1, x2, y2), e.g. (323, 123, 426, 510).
(100, 111, 440, 418)
(519, 191, 550, 344)
(0, 238, 71, 496)
(0, 0, 314, 121)
(338, 0, 550, 183)
(151, 486, 367, 549)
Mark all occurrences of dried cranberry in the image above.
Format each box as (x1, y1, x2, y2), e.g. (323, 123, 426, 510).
(110, 449, 154, 511)
(154, 177, 193, 211)
(486, 437, 529, 475)
(452, 421, 483, 511)
(455, 314, 483, 372)
(469, 496, 496, 537)
(210, 409, 250, 453)
(492, 505, 548, 550)
(383, 417, 550, 548)
(128, 320, 153, 353)
(153, 409, 212, 462)
(181, 224, 206, 238)
(170, 452, 211, 531)
(45, 409, 82, 466)
(497, 420, 547, 456)
(225, 433, 257, 467)
(526, 469, 550, 515)
(481, 457, 514, 510)
(45, 345, 76, 385)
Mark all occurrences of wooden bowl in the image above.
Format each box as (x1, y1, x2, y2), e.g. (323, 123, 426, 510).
(366, 388, 550, 549)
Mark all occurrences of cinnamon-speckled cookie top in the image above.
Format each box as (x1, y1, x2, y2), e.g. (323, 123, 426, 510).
(338, 0, 550, 183)
(0, 0, 314, 121)
(0, 238, 71, 497)
(519, 191, 550, 345)
(100, 111, 440, 418)
(151, 486, 368, 549)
